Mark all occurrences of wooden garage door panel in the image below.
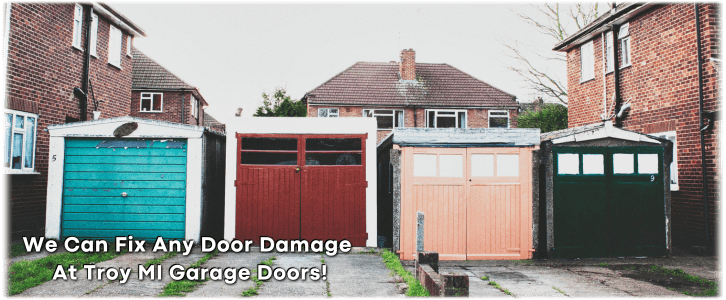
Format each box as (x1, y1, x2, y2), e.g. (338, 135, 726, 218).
(467, 184, 521, 259)
(412, 185, 467, 260)
(61, 139, 186, 241)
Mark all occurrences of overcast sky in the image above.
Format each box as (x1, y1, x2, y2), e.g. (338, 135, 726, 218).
(111, 3, 590, 125)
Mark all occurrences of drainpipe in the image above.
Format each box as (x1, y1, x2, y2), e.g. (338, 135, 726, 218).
(80, 5, 93, 121)
(181, 93, 186, 124)
(694, 3, 710, 245)
(612, 23, 622, 127)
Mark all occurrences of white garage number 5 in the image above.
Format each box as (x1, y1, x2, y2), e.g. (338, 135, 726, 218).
(52, 155, 56, 162)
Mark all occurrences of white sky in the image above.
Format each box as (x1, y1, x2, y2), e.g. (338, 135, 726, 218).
(111, 3, 590, 125)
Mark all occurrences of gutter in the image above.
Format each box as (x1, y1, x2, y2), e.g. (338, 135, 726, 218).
(91, 2, 146, 37)
(694, 3, 710, 245)
(80, 4, 94, 121)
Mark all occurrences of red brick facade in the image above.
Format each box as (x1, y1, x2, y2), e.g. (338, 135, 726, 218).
(307, 105, 518, 143)
(129, 91, 205, 126)
(563, 4, 720, 246)
(4, 3, 139, 238)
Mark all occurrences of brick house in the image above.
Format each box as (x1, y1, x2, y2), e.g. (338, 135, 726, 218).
(3, 3, 145, 238)
(130, 48, 208, 126)
(554, 3, 720, 247)
(302, 49, 519, 143)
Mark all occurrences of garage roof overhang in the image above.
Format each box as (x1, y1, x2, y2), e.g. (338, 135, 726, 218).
(543, 121, 662, 144)
(48, 116, 205, 138)
(392, 128, 541, 148)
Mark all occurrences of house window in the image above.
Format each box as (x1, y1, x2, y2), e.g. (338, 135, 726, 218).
(126, 36, 132, 57)
(654, 131, 678, 191)
(363, 109, 404, 129)
(426, 110, 466, 128)
(488, 110, 510, 128)
(191, 95, 199, 119)
(140, 93, 163, 112)
(604, 31, 614, 73)
(4, 110, 37, 172)
(89, 14, 98, 57)
(580, 41, 595, 82)
(317, 108, 339, 118)
(619, 23, 631, 67)
(108, 25, 122, 68)
(72, 4, 83, 49)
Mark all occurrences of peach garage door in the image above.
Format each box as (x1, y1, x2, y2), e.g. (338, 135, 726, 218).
(400, 146, 533, 260)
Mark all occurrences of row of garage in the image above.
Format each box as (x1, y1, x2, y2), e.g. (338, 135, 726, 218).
(45, 117, 672, 259)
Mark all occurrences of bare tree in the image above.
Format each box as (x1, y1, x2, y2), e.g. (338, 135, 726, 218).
(506, 3, 604, 105)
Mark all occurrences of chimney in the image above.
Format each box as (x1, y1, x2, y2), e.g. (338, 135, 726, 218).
(399, 48, 416, 81)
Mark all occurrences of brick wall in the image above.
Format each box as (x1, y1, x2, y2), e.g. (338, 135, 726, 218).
(565, 4, 720, 246)
(4, 3, 135, 239)
(308, 105, 518, 144)
(130, 90, 204, 126)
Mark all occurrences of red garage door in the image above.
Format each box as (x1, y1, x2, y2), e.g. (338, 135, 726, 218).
(235, 134, 367, 246)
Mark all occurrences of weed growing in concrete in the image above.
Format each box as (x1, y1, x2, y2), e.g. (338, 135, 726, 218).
(9, 246, 126, 295)
(381, 249, 430, 296)
(481, 275, 490, 281)
(159, 250, 218, 296)
(489, 280, 511, 295)
(241, 256, 275, 297)
(598, 262, 609, 267)
(10, 243, 28, 258)
(552, 287, 565, 294)
(356, 248, 379, 255)
(647, 265, 718, 296)
(144, 251, 179, 268)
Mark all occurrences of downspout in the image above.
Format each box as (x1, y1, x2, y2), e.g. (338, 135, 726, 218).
(80, 5, 93, 121)
(612, 23, 622, 127)
(601, 32, 608, 120)
(180, 93, 185, 124)
(694, 3, 710, 245)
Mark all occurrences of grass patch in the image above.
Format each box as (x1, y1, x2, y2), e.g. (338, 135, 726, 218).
(481, 275, 489, 281)
(381, 249, 429, 297)
(598, 262, 609, 267)
(552, 286, 565, 294)
(647, 265, 718, 296)
(159, 250, 218, 297)
(9, 247, 125, 295)
(489, 280, 512, 295)
(10, 243, 29, 258)
(357, 248, 379, 255)
(144, 251, 179, 268)
(241, 256, 275, 297)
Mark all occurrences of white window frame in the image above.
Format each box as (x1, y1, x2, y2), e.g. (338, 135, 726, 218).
(72, 4, 83, 50)
(580, 41, 595, 82)
(619, 23, 632, 68)
(488, 110, 510, 128)
(191, 95, 199, 119)
(604, 31, 614, 73)
(126, 36, 132, 57)
(425, 109, 467, 128)
(108, 25, 122, 68)
(317, 108, 339, 118)
(4, 109, 38, 174)
(362, 109, 405, 130)
(139, 93, 163, 113)
(89, 13, 98, 57)
(654, 130, 679, 191)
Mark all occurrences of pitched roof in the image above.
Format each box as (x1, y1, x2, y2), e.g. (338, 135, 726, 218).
(304, 62, 517, 108)
(132, 49, 208, 105)
(541, 121, 664, 145)
(204, 111, 225, 130)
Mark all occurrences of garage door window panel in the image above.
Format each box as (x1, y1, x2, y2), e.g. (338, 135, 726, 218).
(240, 137, 298, 165)
(613, 153, 634, 174)
(305, 137, 362, 166)
(557, 153, 580, 175)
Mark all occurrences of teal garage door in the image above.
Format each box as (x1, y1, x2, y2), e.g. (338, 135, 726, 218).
(61, 138, 187, 240)
(553, 146, 666, 258)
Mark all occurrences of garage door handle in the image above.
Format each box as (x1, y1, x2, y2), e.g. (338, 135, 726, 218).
(121, 192, 128, 197)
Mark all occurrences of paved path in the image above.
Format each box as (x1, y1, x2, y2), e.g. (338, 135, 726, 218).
(326, 253, 401, 297)
(186, 251, 270, 297)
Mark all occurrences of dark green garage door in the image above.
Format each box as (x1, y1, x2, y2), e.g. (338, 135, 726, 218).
(61, 138, 187, 240)
(553, 146, 666, 258)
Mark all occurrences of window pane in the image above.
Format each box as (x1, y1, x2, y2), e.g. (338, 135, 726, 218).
(396, 111, 404, 127)
(497, 154, 519, 177)
(558, 153, 579, 175)
(471, 154, 494, 177)
(582, 154, 604, 174)
(153, 94, 162, 111)
(489, 117, 508, 128)
(141, 98, 151, 111)
(14, 115, 23, 128)
(377, 115, 393, 129)
(5, 114, 11, 166)
(305, 153, 361, 165)
(241, 138, 297, 151)
(306, 138, 361, 151)
(458, 112, 466, 128)
(436, 116, 456, 128)
(24, 117, 35, 168)
(490, 111, 508, 116)
(12, 132, 22, 169)
(638, 154, 659, 174)
(240, 152, 297, 165)
(376, 110, 393, 115)
(413, 154, 437, 177)
(438, 111, 455, 115)
(427, 111, 435, 127)
(439, 155, 463, 177)
(318, 109, 328, 117)
(613, 153, 634, 174)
